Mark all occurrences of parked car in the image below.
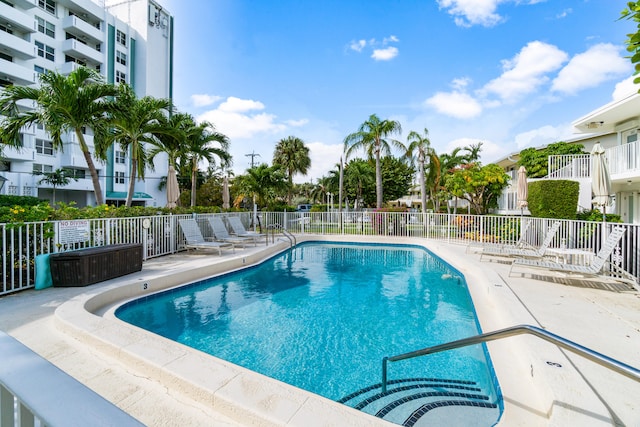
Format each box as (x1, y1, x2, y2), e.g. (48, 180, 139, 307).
(296, 204, 313, 212)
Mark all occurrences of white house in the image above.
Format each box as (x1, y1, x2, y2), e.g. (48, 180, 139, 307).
(0, 0, 173, 207)
(495, 89, 640, 224)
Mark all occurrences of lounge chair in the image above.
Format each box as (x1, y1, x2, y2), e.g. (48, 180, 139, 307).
(206, 216, 255, 248)
(467, 220, 533, 254)
(480, 221, 561, 261)
(227, 216, 266, 242)
(178, 218, 234, 255)
(509, 226, 627, 280)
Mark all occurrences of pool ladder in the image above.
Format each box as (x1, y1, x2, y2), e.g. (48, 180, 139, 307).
(381, 324, 640, 393)
(267, 223, 297, 247)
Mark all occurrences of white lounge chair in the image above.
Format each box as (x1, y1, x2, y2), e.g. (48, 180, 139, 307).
(227, 216, 265, 242)
(467, 220, 533, 254)
(509, 226, 627, 280)
(178, 218, 234, 255)
(480, 221, 561, 261)
(206, 216, 255, 248)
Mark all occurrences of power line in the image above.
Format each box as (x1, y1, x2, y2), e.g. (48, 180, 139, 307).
(245, 151, 260, 168)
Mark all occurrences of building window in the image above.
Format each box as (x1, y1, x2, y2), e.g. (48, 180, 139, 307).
(36, 16, 55, 37)
(0, 52, 12, 62)
(38, 0, 56, 15)
(34, 65, 51, 75)
(0, 24, 14, 35)
(115, 150, 126, 164)
(35, 41, 54, 61)
(116, 50, 127, 66)
(33, 163, 53, 174)
(67, 168, 85, 179)
(115, 70, 126, 84)
(115, 171, 125, 184)
(35, 139, 54, 155)
(116, 29, 127, 46)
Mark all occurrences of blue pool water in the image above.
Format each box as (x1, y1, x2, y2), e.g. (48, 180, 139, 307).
(116, 242, 500, 414)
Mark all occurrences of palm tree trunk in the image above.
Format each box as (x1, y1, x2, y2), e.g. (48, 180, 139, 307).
(76, 129, 104, 205)
(419, 158, 426, 214)
(191, 158, 197, 207)
(126, 154, 136, 207)
(375, 144, 383, 209)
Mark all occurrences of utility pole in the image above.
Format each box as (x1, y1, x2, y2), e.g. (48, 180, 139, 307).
(245, 151, 260, 168)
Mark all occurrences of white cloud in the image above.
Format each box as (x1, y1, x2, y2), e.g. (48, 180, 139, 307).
(383, 35, 399, 44)
(218, 96, 265, 113)
(425, 91, 483, 119)
(195, 97, 286, 139)
(285, 118, 309, 127)
(481, 41, 568, 103)
(513, 124, 573, 150)
(437, 0, 504, 27)
(551, 44, 631, 95)
(349, 39, 367, 52)
(191, 94, 222, 107)
(371, 46, 399, 61)
(612, 75, 640, 101)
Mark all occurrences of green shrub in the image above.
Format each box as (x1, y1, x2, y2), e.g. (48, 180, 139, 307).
(576, 209, 622, 223)
(527, 180, 579, 219)
(0, 195, 44, 207)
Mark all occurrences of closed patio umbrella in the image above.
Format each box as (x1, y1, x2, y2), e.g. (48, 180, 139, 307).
(517, 166, 528, 212)
(591, 142, 611, 240)
(222, 176, 230, 210)
(166, 165, 180, 209)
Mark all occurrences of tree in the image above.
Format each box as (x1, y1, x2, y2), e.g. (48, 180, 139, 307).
(105, 84, 173, 207)
(148, 112, 193, 191)
(182, 120, 231, 207)
(0, 67, 117, 205)
(273, 136, 311, 204)
(405, 128, 433, 214)
(344, 114, 404, 208)
(621, 2, 640, 88)
(518, 141, 585, 178)
(380, 157, 415, 204)
(36, 168, 78, 206)
(234, 164, 288, 209)
(443, 163, 510, 214)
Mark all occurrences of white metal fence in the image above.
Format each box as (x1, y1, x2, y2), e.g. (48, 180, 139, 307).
(1, 212, 638, 296)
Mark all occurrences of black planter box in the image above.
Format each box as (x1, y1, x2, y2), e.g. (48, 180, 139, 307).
(49, 243, 143, 287)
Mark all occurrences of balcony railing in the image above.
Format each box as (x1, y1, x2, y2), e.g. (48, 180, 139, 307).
(608, 140, 640, 176)
(547, 154, 591, 179)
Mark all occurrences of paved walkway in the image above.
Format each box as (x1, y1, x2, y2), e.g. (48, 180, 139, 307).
(0, 238, 638, 426)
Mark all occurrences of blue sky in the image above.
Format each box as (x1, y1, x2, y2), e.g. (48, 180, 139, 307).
(159, 0, 636, 183)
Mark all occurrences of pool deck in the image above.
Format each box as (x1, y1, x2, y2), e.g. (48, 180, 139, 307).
(1, 235, 639, 426)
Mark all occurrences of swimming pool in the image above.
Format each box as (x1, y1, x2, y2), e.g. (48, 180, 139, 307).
(116, 242, 502, 425)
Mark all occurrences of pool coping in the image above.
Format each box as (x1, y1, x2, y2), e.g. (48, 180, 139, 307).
(53, 235, 616, 426)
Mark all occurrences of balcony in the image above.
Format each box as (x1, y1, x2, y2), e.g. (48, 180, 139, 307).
(0, 31, 37, 60)
(0, 59, 35, 85)
(57, 0, 104, 23)
(0, 2, 37, 33)
(62, 15, 103, 45)
(11, 0, 37, 9)
(59, 61, 82, 75)
(62, 38, 103, 65)
(608, 141, 640, 181)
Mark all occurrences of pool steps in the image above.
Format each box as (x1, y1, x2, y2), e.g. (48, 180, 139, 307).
(339, 377, 499, 426)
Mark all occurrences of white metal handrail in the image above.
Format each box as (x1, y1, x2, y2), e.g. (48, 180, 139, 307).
(381, 324, 640, 393)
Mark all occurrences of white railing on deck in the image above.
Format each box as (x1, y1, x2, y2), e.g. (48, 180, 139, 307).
(547, 154, 591, 179)
(1, 212, 638, 296)
(607, 140, 640, 176)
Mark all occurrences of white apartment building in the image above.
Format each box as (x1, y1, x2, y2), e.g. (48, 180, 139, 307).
(494, 87, 640, 224)
(0, 0, 173, 207)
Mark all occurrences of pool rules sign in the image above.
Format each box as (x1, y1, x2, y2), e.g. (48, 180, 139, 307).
(56, 220, 90, 247)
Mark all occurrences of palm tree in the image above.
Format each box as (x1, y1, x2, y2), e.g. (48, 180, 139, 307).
(182, 120, 231, 207)
(235, 164, 288, 208)
(344, 159, 375, 209)
(464, 142, 483, 164)
(273, 136, 311, 204)
(344, 114, 403, 208)
(36, 168, 78, 206)
(405, 128, 433, 214)
(0, 67, 117, 205)
(148, 112, 193, 187)
(104, 85, 173, 207)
